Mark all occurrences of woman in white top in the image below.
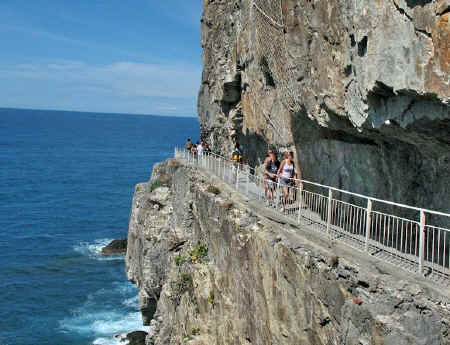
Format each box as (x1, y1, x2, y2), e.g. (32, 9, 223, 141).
(277, 151, 298, 212)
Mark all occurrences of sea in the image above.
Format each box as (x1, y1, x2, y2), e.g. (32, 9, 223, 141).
(0, 108, 199, 345)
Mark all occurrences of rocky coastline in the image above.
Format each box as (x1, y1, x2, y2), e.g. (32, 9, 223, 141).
(125, 159, 450, 345)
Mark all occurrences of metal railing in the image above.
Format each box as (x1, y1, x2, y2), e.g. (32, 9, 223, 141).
(174, 148, 450, 284)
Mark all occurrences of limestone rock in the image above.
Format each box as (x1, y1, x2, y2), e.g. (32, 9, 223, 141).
(198, 0, 450, 225)
(126, 331, 148, 345)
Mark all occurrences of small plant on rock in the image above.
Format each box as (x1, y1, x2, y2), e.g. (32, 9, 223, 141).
(179, 273, 192, 292)
(148, 179, 165, 193)
(208, 289, 215, 307)
(207, 185, 221, 195)
(175, 254, 187, 266)
(190, 242, 208, 263)
(183, 327, 201, 342)
(170, 272, 193, 304)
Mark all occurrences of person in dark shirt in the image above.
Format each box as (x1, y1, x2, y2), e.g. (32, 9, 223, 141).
(264, 149, 279, 201)
(185, 138, 192, 151)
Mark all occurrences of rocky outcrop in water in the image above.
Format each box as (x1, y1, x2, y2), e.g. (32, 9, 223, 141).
(101, 239, 127, 255)
(198, 0, 450, 220)
(126, 160, 450, 345)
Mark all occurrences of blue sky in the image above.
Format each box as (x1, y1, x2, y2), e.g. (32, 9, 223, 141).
(0, 1, 203, 116)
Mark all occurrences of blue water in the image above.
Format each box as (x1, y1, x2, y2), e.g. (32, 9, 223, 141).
(0, 108, 199, 345)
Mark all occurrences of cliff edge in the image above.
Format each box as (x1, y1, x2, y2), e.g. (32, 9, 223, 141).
(126, 159, 450, 345)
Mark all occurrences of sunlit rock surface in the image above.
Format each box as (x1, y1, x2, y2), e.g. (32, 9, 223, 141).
(198, 0, 450, 221)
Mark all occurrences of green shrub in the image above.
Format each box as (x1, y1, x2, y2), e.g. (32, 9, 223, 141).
(175, 254, 187, 266)
(171, 273, 193, 303)
(207, 185, 221, 195)
(190, 242, 208, 263)
(148, 179, 164, 192)
(208, 289, 215, 307)
(183, 328, 200, 342)
(180, 273, 192, 288)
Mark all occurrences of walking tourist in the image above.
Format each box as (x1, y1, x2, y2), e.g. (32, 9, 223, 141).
(185, 138, 192, 151)
(277, 151, 298, 212)
(264, 149, 279, 203)
(231, 143, 243, 165)
(197, 141, 204, 157)
(190, 143, 197, 159)
(231, 143, 243, 183)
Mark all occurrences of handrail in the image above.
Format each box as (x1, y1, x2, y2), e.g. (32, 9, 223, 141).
(175, 147, 450, 284)
(186, 148, 449, 218)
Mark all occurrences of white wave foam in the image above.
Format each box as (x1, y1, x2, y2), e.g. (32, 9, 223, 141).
(59, 282, 148, 343)
(60, 309, 148, 337)
(73, 238, 124, 261)
(113, 281, 136, 294)
(122, 295, 139, 308)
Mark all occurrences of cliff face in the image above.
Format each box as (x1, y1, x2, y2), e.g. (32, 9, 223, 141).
(126, 160, 450, 345)
(198, 0, 450, 215)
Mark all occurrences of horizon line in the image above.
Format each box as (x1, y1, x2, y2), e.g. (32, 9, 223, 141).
(0, 106, 198, 119)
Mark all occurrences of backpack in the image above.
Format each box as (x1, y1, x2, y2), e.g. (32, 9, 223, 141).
(185, 141, 192, 150)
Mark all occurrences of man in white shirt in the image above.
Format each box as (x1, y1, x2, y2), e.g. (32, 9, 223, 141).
(197, 141, 204, 156)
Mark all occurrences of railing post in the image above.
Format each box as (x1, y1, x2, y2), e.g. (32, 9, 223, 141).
(365, 199, 372, 252)
(297, 183, 303, 224)
(327, 188, 333, 237)
(419, 210, 426, 274)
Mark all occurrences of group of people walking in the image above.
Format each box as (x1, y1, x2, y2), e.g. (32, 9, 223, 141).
(264, 149, 300, 212)
(184, 138, 211, 156)
(184, 138, 300, 213)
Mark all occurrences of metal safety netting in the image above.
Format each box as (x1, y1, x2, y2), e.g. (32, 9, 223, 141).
(250, 0, 300, 145)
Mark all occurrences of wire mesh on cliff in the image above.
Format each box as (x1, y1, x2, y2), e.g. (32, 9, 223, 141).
(250, 0, 300, 146)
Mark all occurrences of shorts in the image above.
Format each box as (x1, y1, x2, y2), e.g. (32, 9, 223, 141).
(265, 177, 277, 189)
(280, 176, 293, 187)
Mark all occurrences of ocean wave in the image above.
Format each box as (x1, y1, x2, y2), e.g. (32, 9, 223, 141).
(59, 282, 148, 343)
(73, 238, 124, 261)
(122, 295, 139, 308)
(60, 310, 147, 340)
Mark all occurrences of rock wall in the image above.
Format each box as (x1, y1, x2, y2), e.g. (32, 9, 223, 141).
(126, 160, 450, 345)
(198, 0, 450, 219)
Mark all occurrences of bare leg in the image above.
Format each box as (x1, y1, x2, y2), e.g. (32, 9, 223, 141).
(281, 186, 288, 212)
